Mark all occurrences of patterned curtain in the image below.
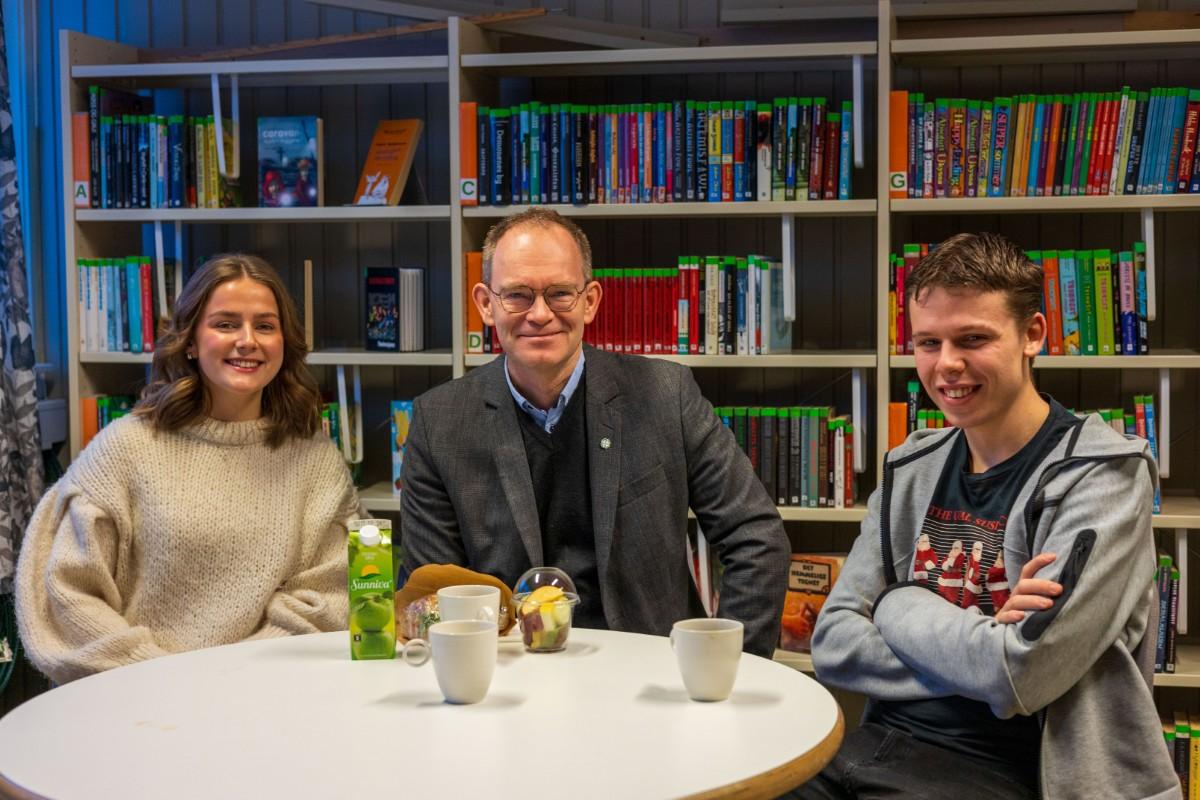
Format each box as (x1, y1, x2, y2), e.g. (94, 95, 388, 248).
(0, 1, 43, 598)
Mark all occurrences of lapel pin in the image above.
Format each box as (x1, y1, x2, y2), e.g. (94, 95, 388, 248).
(600, 437, 612, 449)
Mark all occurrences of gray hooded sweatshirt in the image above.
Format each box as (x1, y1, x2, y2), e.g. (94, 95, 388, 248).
(812, 412, 1179, 800)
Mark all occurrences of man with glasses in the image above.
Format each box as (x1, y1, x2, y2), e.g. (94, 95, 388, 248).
(399, 207, 788, 657)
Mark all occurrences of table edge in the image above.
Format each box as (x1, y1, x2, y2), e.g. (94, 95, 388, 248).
(0, 770, 45, 800)
(681, 704, 845, 800)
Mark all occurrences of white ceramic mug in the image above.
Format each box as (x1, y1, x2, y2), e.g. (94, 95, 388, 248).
(396, 638, 431, 666)
(670, 618, 744, 702)
(437, 584, 500, 626)
(428, 619, 498, 704)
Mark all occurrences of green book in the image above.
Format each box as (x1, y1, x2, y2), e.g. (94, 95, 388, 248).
(797, 408, 810, 507)
(815, 407, 830, 507)
(1077, 249, 1098, 355)
(1093, 249, 1115, 355)
(807, 407, 820, 508)
(733, 406, 748, 455)
(1077, 93, 1097, 195)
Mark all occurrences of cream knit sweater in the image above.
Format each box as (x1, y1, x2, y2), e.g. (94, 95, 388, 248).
(15, 414, 361, 684)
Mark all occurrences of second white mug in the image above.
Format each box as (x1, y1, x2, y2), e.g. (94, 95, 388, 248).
(437, 584, 500, 625)
(670, 618, 744, 702)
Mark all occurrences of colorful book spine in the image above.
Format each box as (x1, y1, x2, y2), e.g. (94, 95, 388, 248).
(1059, 250, 1081, 356)
(1093, 249, 1115, 356)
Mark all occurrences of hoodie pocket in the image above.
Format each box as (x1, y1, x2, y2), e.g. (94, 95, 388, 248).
(1021, 529, 1097, 642)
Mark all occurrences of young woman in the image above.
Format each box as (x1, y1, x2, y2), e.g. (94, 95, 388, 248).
(16, 254, 361, 683)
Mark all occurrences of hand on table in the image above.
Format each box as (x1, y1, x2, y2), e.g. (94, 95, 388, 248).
(995, 552, 1062, 625)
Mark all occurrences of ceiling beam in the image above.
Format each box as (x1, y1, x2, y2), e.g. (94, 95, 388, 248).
(720, 0, 1138, 24)
(308, 0, 700, 49)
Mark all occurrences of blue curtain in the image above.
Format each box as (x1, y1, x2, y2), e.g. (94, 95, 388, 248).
(0, 0, 42, 598)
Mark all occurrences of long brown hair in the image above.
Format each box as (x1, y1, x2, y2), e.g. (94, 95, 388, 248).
(134, 253, 320, 447)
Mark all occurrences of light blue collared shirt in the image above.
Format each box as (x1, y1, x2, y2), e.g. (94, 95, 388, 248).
(505, 350, 586, 434)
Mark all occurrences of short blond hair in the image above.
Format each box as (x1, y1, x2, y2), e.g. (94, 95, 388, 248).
(481, 207, 593, 286)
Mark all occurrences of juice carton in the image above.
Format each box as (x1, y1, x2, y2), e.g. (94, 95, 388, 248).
(348, 518, 396, 660)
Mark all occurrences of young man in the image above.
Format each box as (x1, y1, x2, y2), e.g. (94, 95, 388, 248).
(803, 233, 1176, 799)
(399, 207, 788, 657)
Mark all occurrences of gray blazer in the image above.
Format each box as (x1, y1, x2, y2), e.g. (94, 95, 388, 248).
(400, 346, 789, 657)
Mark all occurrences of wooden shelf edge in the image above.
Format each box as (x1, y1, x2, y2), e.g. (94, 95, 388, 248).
(891, 195, 1200, 214)
(463, 40, 877, 70)
(774, 649, 814, 674)
(890, 353, 1200, 370)
(463, 200, 876, 219)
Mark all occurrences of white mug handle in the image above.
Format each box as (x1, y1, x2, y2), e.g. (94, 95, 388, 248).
(400, 638, 430, 666)
(475, 606, 496, 624)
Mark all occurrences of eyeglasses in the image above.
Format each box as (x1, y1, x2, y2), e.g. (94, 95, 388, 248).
(488, 283, 587, 314)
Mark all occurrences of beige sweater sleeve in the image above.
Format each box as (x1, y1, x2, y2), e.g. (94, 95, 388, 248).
(15, 482, 170, 684)
(252, 452, 360, 638)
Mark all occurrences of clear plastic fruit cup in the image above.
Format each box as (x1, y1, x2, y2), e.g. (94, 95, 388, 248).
(513, 567, 579, 653)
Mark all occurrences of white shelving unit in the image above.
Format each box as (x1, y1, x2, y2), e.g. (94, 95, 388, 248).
(62, 5, 1200, 685)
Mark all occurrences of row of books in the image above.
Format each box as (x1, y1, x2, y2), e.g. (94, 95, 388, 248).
(364, 267, 424, 352)
(76, 257, 162, 354)
(1156, 552, 1182, 675)
(79, 395, 134, 448)
(888, 87, 1200, 199)
(72, 86, 238, 210)
(458, 96, 854, 206)
(714, 406, 857, 509)
(889, 242, 1152, 356)
(1163, 711, 1199, 799)
(463, 251, 794, 356)
(587, 256, 792, 356)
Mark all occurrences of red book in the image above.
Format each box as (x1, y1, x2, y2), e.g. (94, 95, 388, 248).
(809, 103, 825, 201)
(824, 113, 839, 199)
(1087, 95, 1112, 196)
(688, 261, 700, 355)
(670, 269, 679, 353)
(1176, 97, 1200, 193)
(894, 258, 906, 356)
(1043, 252, 1064, 356)
(140, 260, 155, 351)
(1099, 95, 1118, 194)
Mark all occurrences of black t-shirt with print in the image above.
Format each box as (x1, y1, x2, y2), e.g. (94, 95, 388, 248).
(869, 397, 1080, 790)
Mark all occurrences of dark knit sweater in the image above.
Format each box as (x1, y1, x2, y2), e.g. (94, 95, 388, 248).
(515, 377, 606, 629)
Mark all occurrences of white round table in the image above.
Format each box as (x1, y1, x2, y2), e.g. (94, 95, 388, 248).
(0, 629, 842, 800)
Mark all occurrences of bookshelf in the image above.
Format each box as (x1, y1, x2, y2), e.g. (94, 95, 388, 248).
(58, 3, 1200, 688)
(60, 30, 454, 460)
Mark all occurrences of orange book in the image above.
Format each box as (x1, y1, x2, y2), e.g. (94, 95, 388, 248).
(465, 251, 484, 354)
(72, 112, 91, 208)
(352, 119, 423, 206)
(1009, 96, 1030, 197)
(888, 402, 908, 450)
(81, 396, 100, 449)
(1043, 251, 1065, 356)
(458, 102, 478, 206)
(780, 554, 845, 652)
(888, 90, 909, 198)
(1042, 98, 1063, 198)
